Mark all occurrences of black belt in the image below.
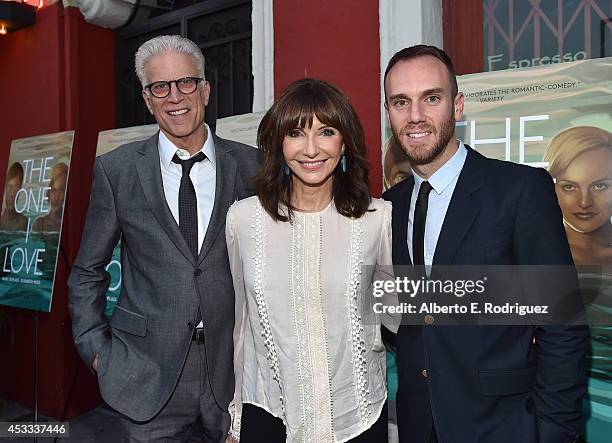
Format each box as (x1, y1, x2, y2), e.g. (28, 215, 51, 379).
(192, 327, 205, 344)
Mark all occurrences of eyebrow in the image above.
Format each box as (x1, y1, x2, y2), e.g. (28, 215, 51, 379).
(387, 93, 409, 102)
(387, 88, 446, 103)
(422, 87, 445, 96)
(557, 177, 612, 184)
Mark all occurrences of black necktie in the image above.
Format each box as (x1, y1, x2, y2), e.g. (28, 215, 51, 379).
(172, 152, 206, 257)
(412, 181, 433, 266)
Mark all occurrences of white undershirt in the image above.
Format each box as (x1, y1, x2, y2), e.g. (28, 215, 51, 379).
(158, 126, 217, 253)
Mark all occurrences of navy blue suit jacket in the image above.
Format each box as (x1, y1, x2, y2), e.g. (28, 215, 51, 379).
(383, 146, 588, 443)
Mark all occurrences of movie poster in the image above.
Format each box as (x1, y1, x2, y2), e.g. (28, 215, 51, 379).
(0, 131, 74, 312)
(383, 56, 612, 441)
(96, 124, 158, 316)
(216, 111, 265, 147)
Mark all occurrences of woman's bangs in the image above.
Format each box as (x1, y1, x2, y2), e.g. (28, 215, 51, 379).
(277, 89, 342, 136)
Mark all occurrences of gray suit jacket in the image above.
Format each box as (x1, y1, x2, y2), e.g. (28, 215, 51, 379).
(68, 132, 260, 422)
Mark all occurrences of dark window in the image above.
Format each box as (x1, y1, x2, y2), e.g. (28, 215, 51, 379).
(483, 0, 611, 71)
(115, 0, 253, 131)
(443, 0, 611, 74)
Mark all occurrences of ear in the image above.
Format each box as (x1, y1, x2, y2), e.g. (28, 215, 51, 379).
(454, 91, 464, 121)
(142, 90, 154, 115)
(202, 80, 211, 107)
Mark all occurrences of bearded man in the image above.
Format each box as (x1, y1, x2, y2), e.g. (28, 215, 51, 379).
(382, 45, 588, 443)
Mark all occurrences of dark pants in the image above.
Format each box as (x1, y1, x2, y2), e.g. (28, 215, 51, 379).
(118, 341, 229, 442)
(240, 402, 388, 443)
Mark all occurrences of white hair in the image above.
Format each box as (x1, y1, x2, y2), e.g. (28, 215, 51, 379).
(134, 35, 206, 87)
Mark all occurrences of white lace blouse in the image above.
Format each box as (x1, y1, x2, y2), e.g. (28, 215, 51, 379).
(225, 196, 399, 442)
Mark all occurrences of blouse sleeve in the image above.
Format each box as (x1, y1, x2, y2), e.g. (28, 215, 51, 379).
(226, 206, 246, 439)
(376, 200, 401, 333)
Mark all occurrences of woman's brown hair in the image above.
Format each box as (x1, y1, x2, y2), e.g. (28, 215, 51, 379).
(255, 78, 371, 222)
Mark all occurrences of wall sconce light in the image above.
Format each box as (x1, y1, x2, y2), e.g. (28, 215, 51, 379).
(0, 1, 37, 35)
(23, 0, 44, 10)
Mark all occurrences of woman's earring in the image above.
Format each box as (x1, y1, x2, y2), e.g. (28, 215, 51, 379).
(340, 154, 347, 173)
(283, 162, 291, 176)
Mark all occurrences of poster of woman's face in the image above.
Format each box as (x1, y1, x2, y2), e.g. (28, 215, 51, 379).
(555, 148, 612, 233)
(545, 126, 612, 265)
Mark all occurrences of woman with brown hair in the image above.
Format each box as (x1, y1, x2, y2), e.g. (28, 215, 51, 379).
(225, 78, 398, 442)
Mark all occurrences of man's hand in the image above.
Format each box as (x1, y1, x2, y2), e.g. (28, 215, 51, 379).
(225, 435, 239, 443)
(92, 353, 99, 371)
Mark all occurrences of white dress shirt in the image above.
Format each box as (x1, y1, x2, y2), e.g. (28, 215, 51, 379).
(158, 125, 216, 254)
(408, 141, 467, 266)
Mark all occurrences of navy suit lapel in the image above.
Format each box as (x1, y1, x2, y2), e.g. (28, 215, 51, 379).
(394, 176, 414, 266)
(197, 135, 237, 264)
(432, 147, 485, 265)
(135, 133, 196, 265)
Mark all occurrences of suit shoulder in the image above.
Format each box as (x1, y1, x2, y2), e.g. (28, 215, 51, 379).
(216, 136, 261, 177)
(482, 155, 550, 181)
(474, 154, 555, 203)
(217, 137, 260, 159)
(382, 177, 413, 202)
(97, 139, 148, 167)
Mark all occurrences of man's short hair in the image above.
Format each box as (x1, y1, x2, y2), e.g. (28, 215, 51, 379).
(384, 45, 458, 100)
(134, 35, 206, 88)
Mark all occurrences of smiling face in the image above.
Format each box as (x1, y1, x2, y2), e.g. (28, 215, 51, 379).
(142, 51, 210, 153)
(282, 115, 343, 191)
(385, 56, 463, 176)
(555, 148, 612, 234)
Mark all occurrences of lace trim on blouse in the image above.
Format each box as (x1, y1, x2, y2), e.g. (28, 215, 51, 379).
(253, 203, 285, 416)
(291, 213, 335, 442)
(347, 218, 371, 424)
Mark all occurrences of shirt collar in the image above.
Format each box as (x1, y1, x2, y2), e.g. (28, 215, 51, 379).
(158, 124, 216, 169)
(413, 140, 467, 195)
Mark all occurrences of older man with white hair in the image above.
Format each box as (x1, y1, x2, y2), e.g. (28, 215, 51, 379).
(68, 35, 260, 442)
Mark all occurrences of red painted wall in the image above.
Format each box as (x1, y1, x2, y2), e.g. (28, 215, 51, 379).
(0, 4, 115, 419)
(273, 0, 383, 195)
(443, 0, 484, 75)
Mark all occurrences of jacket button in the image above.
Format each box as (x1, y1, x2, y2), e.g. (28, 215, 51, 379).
(424, 314, 434, 325)
(421, 369, 428, 378)
(187, 322, 194, 330)
(194, 268, 202, 276)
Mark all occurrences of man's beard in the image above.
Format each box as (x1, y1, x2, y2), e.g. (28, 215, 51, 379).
(392, 115, 456, 166)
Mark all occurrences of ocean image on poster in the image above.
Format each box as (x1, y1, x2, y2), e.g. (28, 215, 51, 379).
(0, 131, 74, 312)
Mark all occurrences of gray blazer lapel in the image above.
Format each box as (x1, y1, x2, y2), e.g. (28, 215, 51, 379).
(197, 135, 237, 264)
(135, 133, 196, 265)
